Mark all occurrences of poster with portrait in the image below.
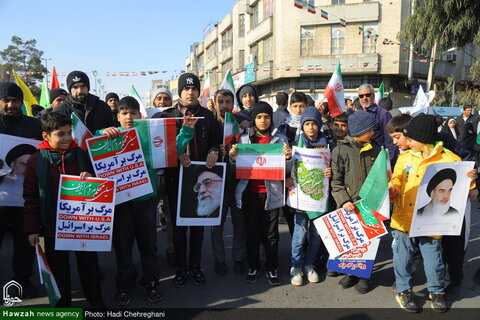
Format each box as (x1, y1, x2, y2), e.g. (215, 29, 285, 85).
(0, 134, 40, 206)
(55, 175, 116, 251)
(287, 146, 330, 212)
(176, 161, 226, 226)
(409, 161, 474, 237)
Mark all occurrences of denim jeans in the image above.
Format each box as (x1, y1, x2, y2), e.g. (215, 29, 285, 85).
(391, 229, 445, 294)
(291, 211, 321, 269)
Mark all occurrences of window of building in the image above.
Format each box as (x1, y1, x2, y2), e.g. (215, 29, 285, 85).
(362, 22, 378, 53)
(197, 53, 204, 69)
(263, 36, 272, 63)
(239, 49, 245, 69)
(222, 28, 233, 50)
(250, 43, 258, 64)
(331, 25, 345, 54)
(251, 3, 259, 28)
(331, 0, 345, 4)
(206, 41, 217, 61)
(222, 59, 233, 76)
(239, 14, 245, 37)
(264, 0, 273, 18)
(301, 26, 314, 56)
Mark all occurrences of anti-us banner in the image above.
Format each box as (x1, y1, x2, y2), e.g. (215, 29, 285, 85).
(287, 146, 330, 212)
(55, 175, 116, 251)
(86, 128, 153, 204)
(133, 118, 177, 168)
(313, 201, 388, 258)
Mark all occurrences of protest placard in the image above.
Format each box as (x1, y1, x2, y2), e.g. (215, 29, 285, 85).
(86, 128, 153, 204)
(54, 175, 116, 251)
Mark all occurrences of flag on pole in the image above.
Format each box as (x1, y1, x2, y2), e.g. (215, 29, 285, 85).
(236, 144, 285, 180)
(410, 85, 429, 116)
(339, 19, 347, 27)
(12, 69, 37, 117)
(294, 0, 306, 9)
(307, 0, 316, 13)
(133, 118, 178, 168)
(323, 63, 346, 117)
(36, 244, 61, 307)
(321, 10, 328, 20)
(129, 85, 148, 118)
(71, 113, 93, 151)
(358, 148, 390, 220)
(50, 67, 60, 89)
(39, 76, 50, 109)
(223, 112, 241, 145)
(219, 71, 240, 113)
(200, 72, 211, 108)
(375, 82, 385, 103)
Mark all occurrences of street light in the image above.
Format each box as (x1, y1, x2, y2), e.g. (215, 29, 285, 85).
(41, 57, 52, 87)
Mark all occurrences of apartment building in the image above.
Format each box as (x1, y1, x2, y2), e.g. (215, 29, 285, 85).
(185, 0, 477, 107)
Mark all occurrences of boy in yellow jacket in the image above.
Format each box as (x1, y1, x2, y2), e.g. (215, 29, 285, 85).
(389, 115, 476, 313)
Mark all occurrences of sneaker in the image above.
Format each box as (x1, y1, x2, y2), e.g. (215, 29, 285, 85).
(305, 265, 319, 283)
(429, 292, 447, 313)
(234, 261, 246, 275)
(144, 281, 163, 303)
(114, 291, 131, 306)
(326, 270, 340, 277)
(445, 283, 460, 300)
(266, 270, 281, 286)
(214, 262, 228, 275)
(172, 269, 188, 288)
(339, 275, 359, 289)
(474, 267, 480, 286)
(189, 266, 206, 284)
(245, 268, 260, 283)
(290, 267, 303, 286)
(395, 289, 420, 313)
(354, 278, 372, 294)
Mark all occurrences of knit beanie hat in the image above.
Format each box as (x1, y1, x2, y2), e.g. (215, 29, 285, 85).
(178, 73, 200, 95)
(236, 84, 258, 108)
(348, 110, 376, 137)
(66, 71, 90, 92)
(49, 88, 68, 104)
(152, 88, 173, 106)
(251, 101, 273, 120)
(5, 144, 37, 167)
(426, 168, 456, 196)
(0, 82, 23, 100)
(105, 92, 119, 102)
(404, 114, 437, 145)
(301, 106, 322, 128)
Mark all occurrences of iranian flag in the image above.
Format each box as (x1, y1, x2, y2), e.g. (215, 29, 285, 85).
(294, 0, 306, 9)
(129, 85, 148, 118)
(307, 0, 316, 13)
(220, 70, 240, 113)
(133, 118, 177, 168)
(236, 144, 285, 180)
(200, 72, 211, 108)
(223, 112, 241, 145)
(71, 113, 93, 151)
(36, 244, 61, 307)
(358, 148, 390, 220)
(323, 62, 346, 117)
(375, 82, 385, 103)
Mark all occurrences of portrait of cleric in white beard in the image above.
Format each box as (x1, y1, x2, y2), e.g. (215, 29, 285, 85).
(177, 162, 226, 226)
(417, 168, 459, 217)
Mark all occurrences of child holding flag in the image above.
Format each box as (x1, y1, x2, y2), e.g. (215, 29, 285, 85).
(229, 102, 292, 285)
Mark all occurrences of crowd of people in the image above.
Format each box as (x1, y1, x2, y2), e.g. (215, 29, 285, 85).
(1, 70, 480, 313)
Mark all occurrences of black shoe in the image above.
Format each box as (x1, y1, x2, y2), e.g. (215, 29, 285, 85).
(144, 281, 163, 303)
(266, 270, 281, 286)
(339, 275, 359, 289)
(214, 262, 228, 275)
(172, 269, 188, 288)
(114, 291, 131, 306)
(445, 283, 460, 300)
(355, 278, 372, 294)
(474, 267, 480, 286)
(429, 292, 447, 313)
(326, 270, 340, 277)
(189, 266, 206, 284)
(245, 268, 260, 283)
(234, 261, 246, 275)
(396, 289, 420, 313)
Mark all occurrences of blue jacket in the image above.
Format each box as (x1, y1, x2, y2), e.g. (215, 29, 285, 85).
(364, 104, 398, 165)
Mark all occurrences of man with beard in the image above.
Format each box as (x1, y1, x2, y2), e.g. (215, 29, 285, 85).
(105, 92, 120, 127)
(0, 82, 42, 299)
(55, 71, 113, 133)
(194, 168, 223, 217)
(417, 169, 459, 217)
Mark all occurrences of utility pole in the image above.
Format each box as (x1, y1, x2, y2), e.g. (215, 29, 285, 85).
(41, 57, 52, 88)
(407, 0, 415, 81)
(426, 41, 437, 92)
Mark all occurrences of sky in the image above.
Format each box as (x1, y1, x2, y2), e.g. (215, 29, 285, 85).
(0, 0, 237, 103)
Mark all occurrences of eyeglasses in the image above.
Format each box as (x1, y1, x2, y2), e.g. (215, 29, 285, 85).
(358, 93, 372, 98)
(193, 178, 222, 192)
(1, 98, 22, 104)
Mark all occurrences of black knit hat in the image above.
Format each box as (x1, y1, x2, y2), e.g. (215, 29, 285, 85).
(105, 92, 119, 102)
(0, 82, 23, 100)
(49, 88, 68, 104)
(348, 110, 376, 137)
(66, 71, 90, 92)
(5, 144, 37, 167)
(404, 114, 437, 145)
(251, 101, 273, 120)
(193, 165, 223, 185)
(426, 168, 456, 196)
(236, 84, 258, 109)
(178, 73, 200, 96)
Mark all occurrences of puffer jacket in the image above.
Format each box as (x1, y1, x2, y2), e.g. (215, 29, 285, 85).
(331, 136, 381, 208)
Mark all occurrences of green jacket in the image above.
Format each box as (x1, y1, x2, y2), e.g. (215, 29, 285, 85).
(331, 136, 381, 208)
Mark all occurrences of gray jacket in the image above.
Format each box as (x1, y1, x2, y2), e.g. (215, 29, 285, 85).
(233, 128, 291, 210)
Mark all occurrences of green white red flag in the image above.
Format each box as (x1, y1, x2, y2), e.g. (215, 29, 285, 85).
(129, 85, 148, 118)
(323, 62, 346, 117)
(200, 72, 211, 108)
(71, 113, 93, 151)
(133, 118, 178, 168)
(223, 112, 241, 145)
(36, 244, 61, 307)
(294, 0, 306, 9)
(236, 144, 285, 180)
(220, 71, 240, 113)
